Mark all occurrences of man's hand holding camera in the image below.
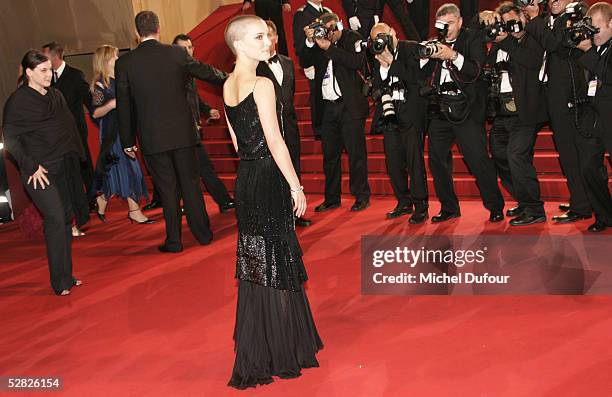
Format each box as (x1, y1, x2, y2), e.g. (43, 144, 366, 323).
(315, 36, 332, 50)
(576, 38, 593, 52)
(430, 43, 459, 61)
(375, 46, 394, 68)
(304, 25, 315, 44)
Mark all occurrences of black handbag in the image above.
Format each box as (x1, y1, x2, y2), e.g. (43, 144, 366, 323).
(439, 93, 470, 124)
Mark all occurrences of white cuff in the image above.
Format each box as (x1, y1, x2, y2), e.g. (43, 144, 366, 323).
(379, 64, 390, 81)
(305, 38, 315, 48)
(374, 15, 380, 24)
(304, 66, 315, 80)
(452, 52, 465, 71)
(419, 58, 430, 69)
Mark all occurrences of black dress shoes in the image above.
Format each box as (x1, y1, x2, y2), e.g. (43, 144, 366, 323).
(506, 206, 524, 217)
(158, 244, 183, 253)
(386, 203, 413, 219)
(489, 211, 504, 222)
(314, 201, 341, 212)
(588, 220, 609, 233)
(409, 210, 429, 224)
(431, 210, 461, 223)
(295, 217, 312, 227)
(552, 211, 591, 224)
(509, 214, 546, 226)
(558, 203, 570, 212)
(350, 199, 370, 212)
(143, 200, 162, 211)
(219, 200, 235, 213)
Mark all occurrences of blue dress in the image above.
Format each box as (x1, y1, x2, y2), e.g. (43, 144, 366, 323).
(91, 78, 148, 202)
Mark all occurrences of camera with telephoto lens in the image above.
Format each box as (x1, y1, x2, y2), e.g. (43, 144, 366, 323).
(417, 20, 449, 58)
(372, 86, 399, 124)
(308, 20, 329, 39)
(484, 19, 524, 40)
(482, 61, 511, 119)
(564, 2, 600, 47)
(368, 33, 394, 55)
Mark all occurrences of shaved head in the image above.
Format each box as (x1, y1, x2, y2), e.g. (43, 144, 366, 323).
(370, 22, 391, 39)
(224, 15, 264, 55)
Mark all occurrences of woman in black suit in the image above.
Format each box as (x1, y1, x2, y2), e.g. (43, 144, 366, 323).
(2, 50, 84, 296)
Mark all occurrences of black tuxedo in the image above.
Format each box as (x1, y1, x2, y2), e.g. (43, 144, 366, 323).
(525, 13, 591, 217)
(342, 0, 383, 39)
(372, 40, 428, 211)
(116, 39, 226, 250)
(244, 0, 290, 55)
(257, 54, 302, 176)
(52, 63, 94, 195)
(576, 41, 612, 224)
(485, 33, 548, 217)
(302, 30, 371, 203)
(423, 28, 505, 214)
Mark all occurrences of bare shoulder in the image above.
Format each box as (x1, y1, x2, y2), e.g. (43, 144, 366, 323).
(253, 77, 275, 99)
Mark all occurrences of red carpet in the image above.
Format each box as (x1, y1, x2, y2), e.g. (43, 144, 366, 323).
(2, 195, 612, 396)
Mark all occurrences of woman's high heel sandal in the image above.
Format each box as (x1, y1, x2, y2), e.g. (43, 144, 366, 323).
(127, 209, 155, 224)
(96, 195, 108, 223)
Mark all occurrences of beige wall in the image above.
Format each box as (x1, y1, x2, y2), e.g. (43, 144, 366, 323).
(132, 0, 241, 44)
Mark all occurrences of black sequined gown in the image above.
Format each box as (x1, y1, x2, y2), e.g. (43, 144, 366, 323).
(224, 91, 323, 389)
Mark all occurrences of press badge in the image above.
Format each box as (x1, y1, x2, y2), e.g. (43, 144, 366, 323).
(588, 79, 598, 97)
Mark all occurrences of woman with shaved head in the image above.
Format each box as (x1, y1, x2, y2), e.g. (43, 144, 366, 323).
(222, 15, 323, 389)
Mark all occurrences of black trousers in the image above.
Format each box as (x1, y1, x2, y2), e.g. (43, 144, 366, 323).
(383, 0, 421, 40)
(460, 0, 479, 21)
(406, 0, 429, 41)
(575, 132, 612, 224)
(547, 97, 592, 216)
(320, 100, 371, 203)
(254, 0, 288, 56)
(24, 156, 74, 294)
(152, 144, 232, 208)
(77, 129, 95, 201)
(146, 146, 212, 250)
(355, 10, 377, 41)
(489, 116, 545, 216)
(383, 124, 428, 211)
(428, 117, 504, 213)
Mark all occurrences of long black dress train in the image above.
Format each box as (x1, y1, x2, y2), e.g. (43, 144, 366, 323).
(224, 88, 323, 389)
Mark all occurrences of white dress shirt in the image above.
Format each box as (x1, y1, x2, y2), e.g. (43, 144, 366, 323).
(268, 53, 284, 85)
(496, 49, 513, 93)
(54, 61, 66, 82)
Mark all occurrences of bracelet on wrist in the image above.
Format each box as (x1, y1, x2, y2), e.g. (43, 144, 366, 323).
(290, 185, 304, 193)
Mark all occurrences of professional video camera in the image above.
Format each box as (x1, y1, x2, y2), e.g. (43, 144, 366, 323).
(564, 2, 600, 47)
(417, 20, 449, 58)
(368, 33, 394, 55)
(484, 19, 524, 40)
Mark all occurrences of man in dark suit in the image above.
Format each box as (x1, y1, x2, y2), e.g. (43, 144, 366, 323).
(243, 0, 292, 56)
(522, 0, 592, 223)
(422, 3, 505, 222)
(370, 22, 429, 223)
(479, 3, 548, 226)
(302, 12, 371, 212)
(116, 11, 227, 253)
(293, 0, 331, 139)
(343, 0, 384, 40)
(381, 0, 422, 40)
(41, 42, 95, 207)
(257, 20, 312, 226)
(575, 2, 612, 232)
(143, 34, 235, 215)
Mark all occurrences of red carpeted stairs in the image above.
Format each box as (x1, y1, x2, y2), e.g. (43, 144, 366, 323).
(191, 0, 612, 201)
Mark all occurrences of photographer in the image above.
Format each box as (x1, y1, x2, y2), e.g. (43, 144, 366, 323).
(479, 2, 547, 226)
(574, 2, 612, 232)
(421, 3, 505, 223)
(302, 12, 371, 212)
(521, 0, 593, 223)
(369, 23, 429, 223)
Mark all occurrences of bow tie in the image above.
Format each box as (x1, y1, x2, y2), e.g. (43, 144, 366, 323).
(268, 54, 280, 64)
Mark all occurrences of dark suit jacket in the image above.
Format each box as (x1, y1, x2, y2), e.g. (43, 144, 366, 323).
(52, 63, 91, 140)
(256, 54, 300, 147)
(422, 27, 487, 122)
(302, 29, 369, 126)
(293, 2, 328, 68)
(115, 40, 226, 154)
(525, 13, 588, 107)
(342, 0, 383, 19)
(579, 40, 612, 127)
(490, 33, 548, 125)
(372, 40, 427, 130)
